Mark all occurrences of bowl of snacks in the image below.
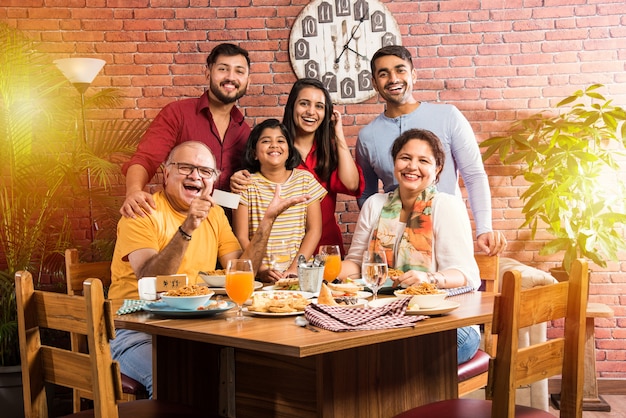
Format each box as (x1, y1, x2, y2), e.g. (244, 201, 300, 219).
(160, 285, 215, 310)
(198, 270, 226, 287)
(394, 282, 447, 309)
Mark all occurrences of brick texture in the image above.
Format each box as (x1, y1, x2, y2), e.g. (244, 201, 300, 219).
(2, 0, 625, 378)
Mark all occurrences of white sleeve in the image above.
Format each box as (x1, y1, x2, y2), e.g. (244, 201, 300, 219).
(432, 193, 481, 289)
(345, 194, 386, 264)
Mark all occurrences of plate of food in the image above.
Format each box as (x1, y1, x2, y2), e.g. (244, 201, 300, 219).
(142, 299, 236, 318)
(245, 290, 313, 316)
(262, 277, 301, 291)
(367, 297, 460, 316)
(326, 281, 372, 299)
(316, 283, 368, 308)
(406, 300, 460, 316)
(394, 282, 448, 309)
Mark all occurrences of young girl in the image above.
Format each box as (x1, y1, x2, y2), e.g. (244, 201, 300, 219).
(232, 78, 364, 257)
(232, 119, 326, 283)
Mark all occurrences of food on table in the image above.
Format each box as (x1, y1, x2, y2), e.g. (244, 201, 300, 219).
(326, 281, 362, 297)
(397, 282, 446, 296)
(318, 283, 360, 306)
(388, 268, 403, 279)
(163, 284, 212, 297)
(274, 277, 300, 290)
(197, 299, 231, 311)
(200, 269, 225, 276)
(248, 292, 311, 313)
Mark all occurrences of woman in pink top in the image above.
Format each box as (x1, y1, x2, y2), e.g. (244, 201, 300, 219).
(232, 78, 364, 256)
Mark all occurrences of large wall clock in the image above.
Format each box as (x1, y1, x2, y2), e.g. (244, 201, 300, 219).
(289, 0, 402, 104)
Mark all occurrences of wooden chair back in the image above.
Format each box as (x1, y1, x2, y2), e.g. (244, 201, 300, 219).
(487, 258, 588, 418)
(16, 271, 123, 418)
(474, 254, 499, 355)
(65, 248, 119, 411)
(65, 248, 112, 296)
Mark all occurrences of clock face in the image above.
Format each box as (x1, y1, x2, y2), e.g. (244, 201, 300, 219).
(289, 0, 402, 104)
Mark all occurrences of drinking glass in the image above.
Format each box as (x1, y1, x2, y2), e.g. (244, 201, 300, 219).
(361, 250, 388, 300)
(269, 240, 292, 272)
(225, 259, 254, 322)
(319, 245, 341, 282)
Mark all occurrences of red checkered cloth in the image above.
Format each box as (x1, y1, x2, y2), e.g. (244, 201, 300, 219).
(304, 297, 425, 332)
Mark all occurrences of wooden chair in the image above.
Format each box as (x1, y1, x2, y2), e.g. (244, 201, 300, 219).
(457, 254, 499, 397)
(16, 270, 203, 418)
(65, 248, 147, 412)
(394, 258, 588, 418)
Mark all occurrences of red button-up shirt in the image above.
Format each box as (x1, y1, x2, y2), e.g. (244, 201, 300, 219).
(123, 91, 250, 192)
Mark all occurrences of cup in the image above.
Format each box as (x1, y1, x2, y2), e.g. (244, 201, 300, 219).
(138, 276, 157, 301)
(298, 265, 325, 293)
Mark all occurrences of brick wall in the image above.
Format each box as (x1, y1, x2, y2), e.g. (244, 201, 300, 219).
(3, 0, 625, 378)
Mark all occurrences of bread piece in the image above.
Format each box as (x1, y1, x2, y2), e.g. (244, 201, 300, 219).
(326, 282, 362, 296)
(317, 283, 338, 306)
(275, 277, 299, 290)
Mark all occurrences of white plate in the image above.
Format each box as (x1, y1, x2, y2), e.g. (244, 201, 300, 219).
(367, 298, 460, 316)
(253, 290, 316, 299)
(407, 300, 460, 315)
(243, 307, 305, 317)
(206, 281, 263, 295)
(142, 300, 236, 318)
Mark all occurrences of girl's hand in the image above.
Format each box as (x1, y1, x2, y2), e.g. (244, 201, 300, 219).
(230, 169, 251, 194)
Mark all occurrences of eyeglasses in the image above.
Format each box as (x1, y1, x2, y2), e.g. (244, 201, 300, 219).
(168, 162, 220, 180)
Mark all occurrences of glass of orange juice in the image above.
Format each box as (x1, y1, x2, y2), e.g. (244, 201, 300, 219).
(225, 259, 254, 322)
(319, 245, 341, 282)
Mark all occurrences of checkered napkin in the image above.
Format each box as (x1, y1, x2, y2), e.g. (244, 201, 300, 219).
(116, 299, 149, 315)
(304, 297, 424, 332)
(445, 285, 474, 297)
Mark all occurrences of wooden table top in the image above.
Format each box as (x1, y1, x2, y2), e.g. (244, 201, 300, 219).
(114, 291, 494, 358)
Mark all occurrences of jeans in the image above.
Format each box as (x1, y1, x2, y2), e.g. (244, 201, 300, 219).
(110, 329, 153, 397)
(457, 326, 481, 364)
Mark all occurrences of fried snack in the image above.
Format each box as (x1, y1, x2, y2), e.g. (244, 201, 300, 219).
(399, 282, 444, 295)
(317, 283, 339, 306)
(201, 269, 225, 276)
(275, 277, 300, 290)
(388, 268, 403, 279)
(247, 292, 311, 313)
(164, 284, 212, 297)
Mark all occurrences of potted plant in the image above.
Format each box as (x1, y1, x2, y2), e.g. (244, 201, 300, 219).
(480, 84, 626, 275)
(0, 23, 149, 416)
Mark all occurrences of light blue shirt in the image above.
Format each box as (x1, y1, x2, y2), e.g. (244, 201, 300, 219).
(356, 102, 492, 237)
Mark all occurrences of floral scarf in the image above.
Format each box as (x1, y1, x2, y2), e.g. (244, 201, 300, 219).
(369, 186, 436, 272)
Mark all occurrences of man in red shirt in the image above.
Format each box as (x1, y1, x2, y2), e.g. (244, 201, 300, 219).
(120, 43, 251, 218)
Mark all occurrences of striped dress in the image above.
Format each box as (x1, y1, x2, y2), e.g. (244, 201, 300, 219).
(239, 169, 327, 267)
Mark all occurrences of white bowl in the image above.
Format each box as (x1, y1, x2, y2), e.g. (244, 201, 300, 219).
(160, 292, 214, 310)
(199, 273, 226, 288)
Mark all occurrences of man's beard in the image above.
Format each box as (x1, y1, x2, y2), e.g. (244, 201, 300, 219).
(209, 80, 247, 105)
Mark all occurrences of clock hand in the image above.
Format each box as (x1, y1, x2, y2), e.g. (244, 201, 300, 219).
(345, 46, 368, 60)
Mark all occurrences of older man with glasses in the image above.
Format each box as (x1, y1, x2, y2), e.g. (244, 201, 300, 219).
(108, 141, 310, 397)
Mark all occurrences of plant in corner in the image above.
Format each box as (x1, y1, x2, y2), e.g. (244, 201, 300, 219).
(0, 22, 150, 372)
(481, 84, 626, 274)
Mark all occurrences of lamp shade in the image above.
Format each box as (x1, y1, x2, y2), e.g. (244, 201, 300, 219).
(54, 58, 105, 84)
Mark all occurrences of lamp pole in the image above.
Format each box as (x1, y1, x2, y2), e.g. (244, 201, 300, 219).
(53, 58, 105, 245)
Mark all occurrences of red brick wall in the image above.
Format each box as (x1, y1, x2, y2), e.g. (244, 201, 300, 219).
(3, 0, 625, 378)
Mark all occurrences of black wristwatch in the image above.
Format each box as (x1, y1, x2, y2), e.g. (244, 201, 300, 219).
(178, 225, 192, 241)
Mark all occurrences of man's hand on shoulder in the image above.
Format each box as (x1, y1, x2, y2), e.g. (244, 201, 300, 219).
(120, 190, 156, 218)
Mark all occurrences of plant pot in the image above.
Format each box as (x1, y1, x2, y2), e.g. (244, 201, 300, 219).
(0, 365, 24, 418)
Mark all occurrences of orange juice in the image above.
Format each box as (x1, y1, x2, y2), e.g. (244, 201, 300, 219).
(225, 271, 254, 305)
(323, 254, 341, 281)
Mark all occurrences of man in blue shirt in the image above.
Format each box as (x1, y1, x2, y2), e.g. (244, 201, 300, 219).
(357, 45, 505, 255)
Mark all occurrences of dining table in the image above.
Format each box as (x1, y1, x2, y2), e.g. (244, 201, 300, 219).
(114, 290, 494, 418)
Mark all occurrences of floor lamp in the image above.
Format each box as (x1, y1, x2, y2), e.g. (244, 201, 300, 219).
(54, 58, 106, 244)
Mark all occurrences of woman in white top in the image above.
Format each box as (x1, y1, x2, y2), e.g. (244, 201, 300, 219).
(340, 128, 481, 364)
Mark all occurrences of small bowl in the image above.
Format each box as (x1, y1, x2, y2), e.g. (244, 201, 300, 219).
(199, 273, 226, 288)
(160, 292, 214, 310)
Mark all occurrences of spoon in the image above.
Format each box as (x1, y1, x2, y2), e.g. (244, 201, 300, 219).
(295, 316, 319, 332)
